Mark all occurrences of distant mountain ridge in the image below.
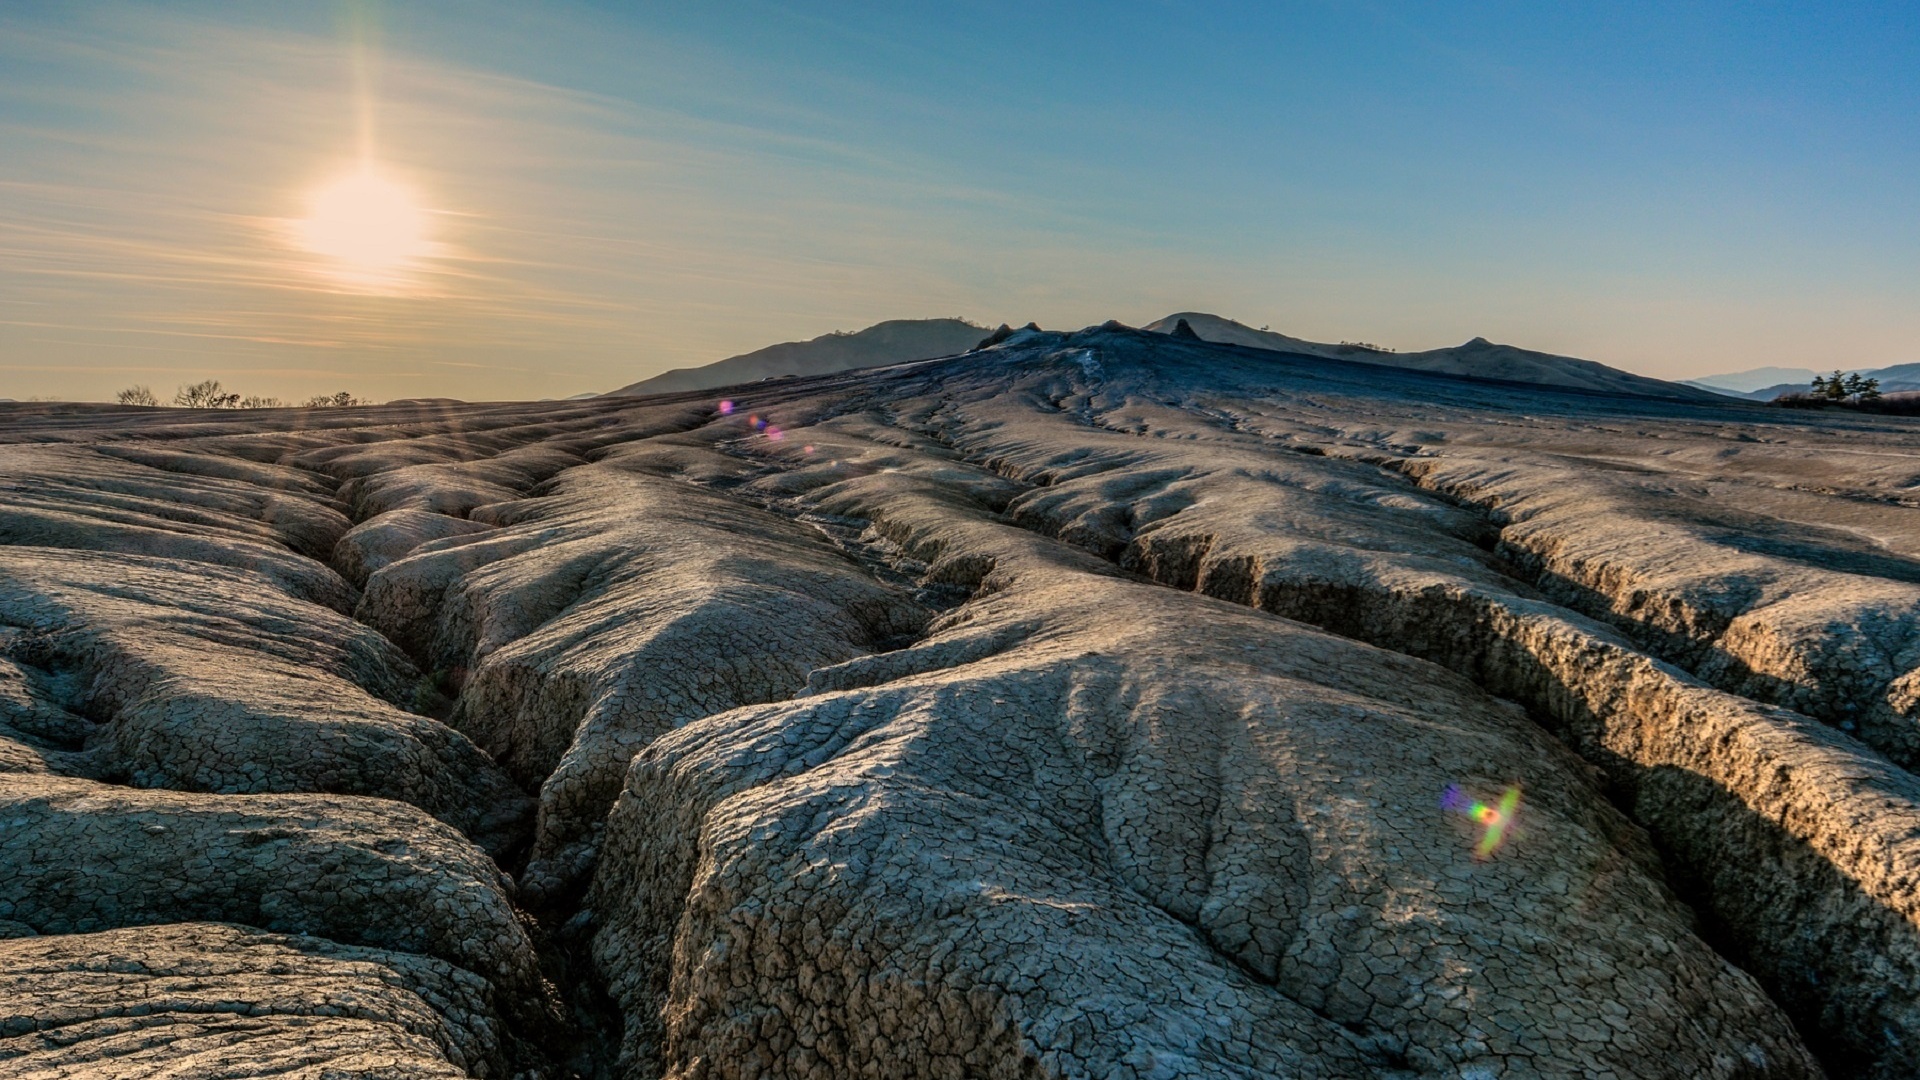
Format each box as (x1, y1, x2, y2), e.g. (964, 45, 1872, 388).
(607, 311, 1717, 401)
(1689, 361, 1920, 399)
(1686, 363, 1920, 401)
(607, 319, 986, 396)
(1684, 367, 1822, 394)
(1143, 312, 1717, 400)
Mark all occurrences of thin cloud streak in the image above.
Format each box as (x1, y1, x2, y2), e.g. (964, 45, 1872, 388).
(6, 2, 1913, 401)
(5, 5, 1312, 401)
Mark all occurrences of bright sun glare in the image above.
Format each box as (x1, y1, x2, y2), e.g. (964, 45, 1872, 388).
(293, 166, 433, 287)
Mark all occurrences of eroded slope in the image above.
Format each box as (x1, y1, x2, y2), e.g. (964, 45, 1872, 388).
(2, 327, 1918, 1077)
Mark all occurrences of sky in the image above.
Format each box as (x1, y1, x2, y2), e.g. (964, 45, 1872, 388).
(2, 1, 1916, 401)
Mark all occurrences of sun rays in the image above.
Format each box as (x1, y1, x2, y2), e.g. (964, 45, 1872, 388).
(282, 6, 445, 295)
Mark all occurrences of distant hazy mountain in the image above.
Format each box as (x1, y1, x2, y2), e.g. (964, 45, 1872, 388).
(1876, 363, 1920, 385)
(1144, 313, 1718, 400)
(1688, 361, 1920, 401)
(608, 319, 987, 396)
(1713, 383, 1806, 401)
(609, 311, 1724, 402)
(1685, 366, 1821, 393)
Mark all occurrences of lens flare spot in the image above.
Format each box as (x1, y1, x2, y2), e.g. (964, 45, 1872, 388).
(1442, 784, 1521, 859)
(718, 400, 735, 415)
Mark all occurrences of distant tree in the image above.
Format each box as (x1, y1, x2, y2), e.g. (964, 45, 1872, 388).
(302, 391, 365, 408)
(238, 395, 286, 409)
(116, 385, 159, 407)
(174, 380, 240, 408)
(1812, 370, 1849, 401)
(1844, 372, 1882, 401)
(1808, 370, 1883, 404)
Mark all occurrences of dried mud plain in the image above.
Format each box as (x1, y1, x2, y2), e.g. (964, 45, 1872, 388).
(4, 325, 1920, 1079)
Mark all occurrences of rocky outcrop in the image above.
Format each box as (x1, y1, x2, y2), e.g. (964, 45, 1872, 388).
(0, 923, 503, 1078)
(0, 775, 548, 1027)
(0, 546, 530, 852)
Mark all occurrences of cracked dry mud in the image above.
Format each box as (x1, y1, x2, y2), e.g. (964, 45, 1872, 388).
(3, 326, 1919, 1078)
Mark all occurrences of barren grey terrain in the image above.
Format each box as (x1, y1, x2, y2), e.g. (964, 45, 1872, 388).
(5, 323, 1920, 1078)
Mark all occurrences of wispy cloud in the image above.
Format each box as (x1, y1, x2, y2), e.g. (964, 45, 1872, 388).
(3, 3, 1230, 400)
(14, 1, 1905, 399)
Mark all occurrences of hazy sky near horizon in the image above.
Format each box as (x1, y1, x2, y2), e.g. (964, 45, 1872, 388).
(3, 1, 1916, 400)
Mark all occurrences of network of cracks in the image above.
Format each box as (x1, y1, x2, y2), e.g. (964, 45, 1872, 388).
(4, 325, 1920, 1078)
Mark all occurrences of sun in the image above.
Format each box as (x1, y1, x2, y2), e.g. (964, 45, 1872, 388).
(293, 165, 434, 288)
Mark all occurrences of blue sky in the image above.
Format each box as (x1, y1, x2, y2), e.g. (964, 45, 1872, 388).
(2, 1, 1915, 400)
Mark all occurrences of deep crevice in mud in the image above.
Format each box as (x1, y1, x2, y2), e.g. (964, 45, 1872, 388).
(529, 915, 628, 1080)
(208, 443, 634, 1077)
